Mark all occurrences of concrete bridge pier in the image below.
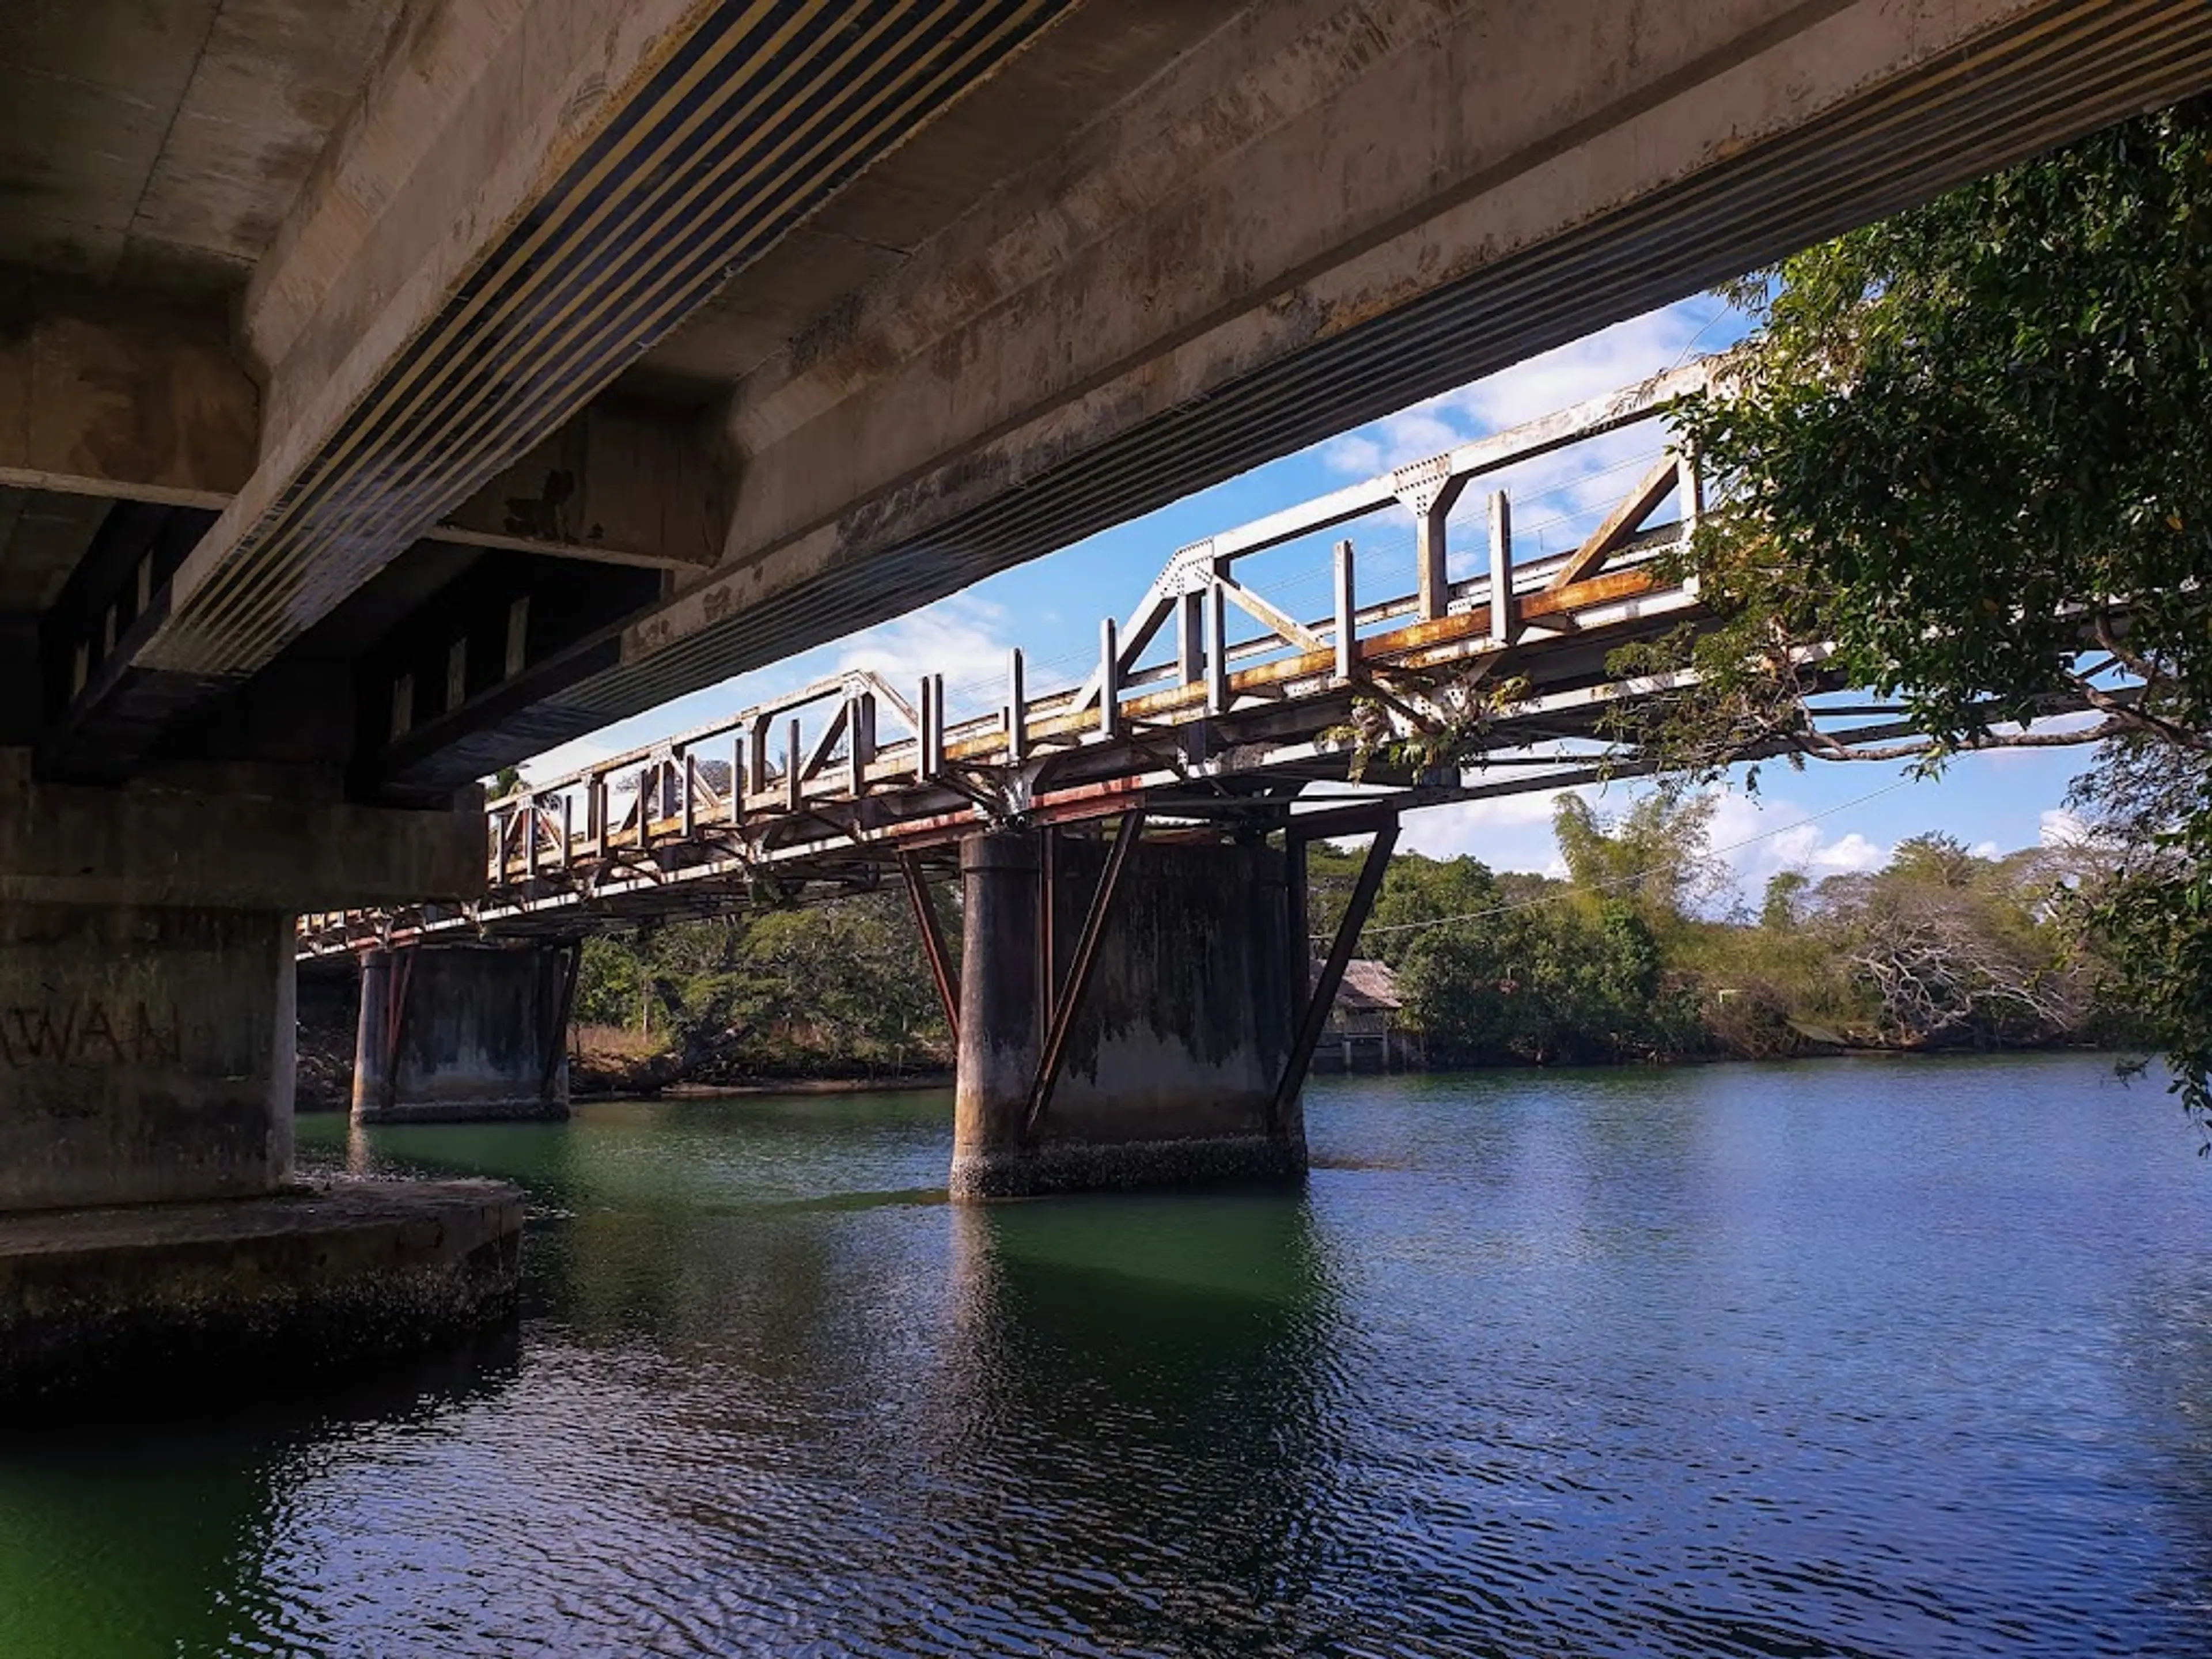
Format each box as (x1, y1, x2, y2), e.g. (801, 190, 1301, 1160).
(950, 819, 1383, 1200)
(352, 943, 578, 1125)
(0, 753, 522, 1405)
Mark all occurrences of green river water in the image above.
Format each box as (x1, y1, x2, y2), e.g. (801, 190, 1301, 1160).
(2, 1053, 2209, 1656)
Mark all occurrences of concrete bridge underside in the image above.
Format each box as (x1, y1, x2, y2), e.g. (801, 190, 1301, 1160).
(2, 0, 2209, 1397)
(6, 0, 2206, 800)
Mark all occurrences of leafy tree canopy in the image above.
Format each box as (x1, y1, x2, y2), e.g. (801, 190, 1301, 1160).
(1551, 793, 1722, 931)
(1625, 96, 2212, 1133)
(1660, 97, 2212, 767)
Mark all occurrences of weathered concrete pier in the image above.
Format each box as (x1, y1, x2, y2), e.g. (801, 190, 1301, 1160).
(351, 943, 578, 1125)
(939, 812, 1396, 1199)
(0, 1180, 521, 1407)
(951, 829, 1305, 1198)
(0, 753, 521, 1402)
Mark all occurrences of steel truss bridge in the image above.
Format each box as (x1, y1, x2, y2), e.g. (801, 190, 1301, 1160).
(294, 359, 1900, 961)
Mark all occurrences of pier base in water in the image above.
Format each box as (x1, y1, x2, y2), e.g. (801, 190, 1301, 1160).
(0, 752, 520, 1403)
(351, 944, 577, 1125)
(0, 1179, 522, 1406)
(949, 829, 1306, 1200)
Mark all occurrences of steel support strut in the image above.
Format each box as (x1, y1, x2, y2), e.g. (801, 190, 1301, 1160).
(380, 944, 418, 1116)
(540, 940, 584, 1101)
(899, 851, 961, 1042)
(1274, 818, 1399, 1126)
(1024, 810, 1147, 1138)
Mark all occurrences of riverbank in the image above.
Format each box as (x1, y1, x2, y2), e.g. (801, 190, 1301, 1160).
(564, 1023, 951, 1100)
(650, 1074, 954, 1100)
(291, 1003, 2127, 1111)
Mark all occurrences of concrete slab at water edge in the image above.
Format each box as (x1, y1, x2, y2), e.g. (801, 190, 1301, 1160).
(0, 1177, 522, 1408)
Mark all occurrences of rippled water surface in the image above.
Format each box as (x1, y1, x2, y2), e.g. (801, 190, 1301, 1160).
(5, 1055, 2211, 1656)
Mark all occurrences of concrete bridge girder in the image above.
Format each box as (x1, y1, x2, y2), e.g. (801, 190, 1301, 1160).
(2, 0, 2203, 795)
(0, 294, 722, 573)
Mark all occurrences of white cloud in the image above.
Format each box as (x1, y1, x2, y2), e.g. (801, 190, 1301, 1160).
(1320, 302, 1725, 481)
(1395, 777, 1896, 898)
(2040, 808, 2093, 848)
(834, 593, 1020, 719)
(1706, 790, 1888, 903)
(1397, 782, 1600, 876)
(1327, 433, 1384, 476)
(1310, 301, 1734, 575)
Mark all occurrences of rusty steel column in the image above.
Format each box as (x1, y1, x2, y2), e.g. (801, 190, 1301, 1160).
(950, 831, 1043, 1201)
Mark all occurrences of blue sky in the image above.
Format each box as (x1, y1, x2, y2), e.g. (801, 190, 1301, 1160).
(523, 297, 2098, 908)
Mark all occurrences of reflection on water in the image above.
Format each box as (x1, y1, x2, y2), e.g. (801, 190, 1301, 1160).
(929, 1198, 1345, 1654)
(2, 1056, 2210, 1656)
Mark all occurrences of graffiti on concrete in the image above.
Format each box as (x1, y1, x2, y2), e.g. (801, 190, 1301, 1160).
(0, 999, 183, 1069)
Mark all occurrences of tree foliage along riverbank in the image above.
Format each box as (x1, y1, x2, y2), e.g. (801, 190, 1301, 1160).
(1308, 794, 2136, 1069)
(1611, 94, 2212, 1129)
(570, 889, 953, 1087)
(566, 791, 2140, 1091)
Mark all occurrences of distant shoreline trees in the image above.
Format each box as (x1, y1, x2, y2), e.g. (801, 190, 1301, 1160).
(560, 803, 2124, 1094)
(1600, 95, 2212, 1131)
(1304, 800, 2124, 1073)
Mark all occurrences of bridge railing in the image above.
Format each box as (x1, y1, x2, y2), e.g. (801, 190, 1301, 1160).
(483, 362, 1709, 866)
(303, 361, 1714, 955)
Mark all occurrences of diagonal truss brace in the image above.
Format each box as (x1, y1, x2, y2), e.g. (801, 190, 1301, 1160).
(1024, 809, 1147, 1137)
(1274, 817, 1399, 1127)
(898, 851, 961, 1042)
(539, 940, 584, 1101)
(378, 942, 419, 1115)
(1547, 453, 1681, 592)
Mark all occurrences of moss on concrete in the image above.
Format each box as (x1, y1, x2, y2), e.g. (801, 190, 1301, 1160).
(949, 1133, 1305, 1200)
(0, 1178, 523, 1408)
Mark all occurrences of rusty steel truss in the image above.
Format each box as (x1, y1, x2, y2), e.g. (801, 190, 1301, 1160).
(302, 362, 1749, 957)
